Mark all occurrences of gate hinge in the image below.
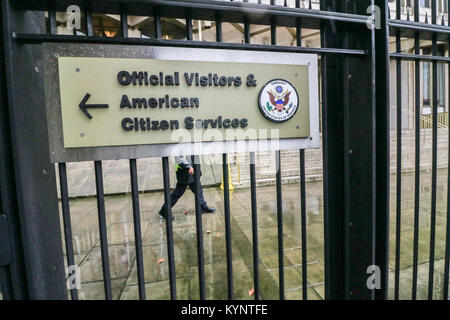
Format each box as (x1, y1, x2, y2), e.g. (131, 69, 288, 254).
(0, 214, 12, 266)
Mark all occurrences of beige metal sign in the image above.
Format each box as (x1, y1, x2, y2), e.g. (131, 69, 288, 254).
(44, 44, 319, 162)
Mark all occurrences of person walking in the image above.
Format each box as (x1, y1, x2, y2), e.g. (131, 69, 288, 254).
(159, 155, 216, 220)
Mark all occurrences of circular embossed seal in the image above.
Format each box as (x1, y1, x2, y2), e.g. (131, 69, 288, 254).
(258, 79, 299, 123)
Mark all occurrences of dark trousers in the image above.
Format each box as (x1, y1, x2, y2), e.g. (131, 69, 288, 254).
(161, 182, 208, 213)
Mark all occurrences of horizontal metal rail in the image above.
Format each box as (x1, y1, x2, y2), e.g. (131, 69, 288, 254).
(389, 53, 450, 63)
(389, 19, 450, 34)
(388, 18, 450, 40)
(15, 0, 371, 25)
(11, 33, 367, 56)
(138, 0, 372, 24)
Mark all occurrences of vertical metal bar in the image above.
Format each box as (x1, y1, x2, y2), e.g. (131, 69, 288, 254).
(321, 0, 344, 300)
(411, 22, 421, 300)
(270, 13, 276, 45)
(249, 152, 259, 300)
(85, 0, 93, 36)
(299, 150, 308, 299)
(186, 9, 193, 41)
(243, 22, 258, 300)
(295, 2, 307, 299)
(244, 18, 250, 44)
(129, 159, 146, 300)
(214, 14, 232, 297)
(215, 13, 222, 43)
(94, 160, 112, 300)
(270, 0, 276, 43)
(296, 17, 302, 47)
(350, 0, 377, 300)
(394, 31, 402, 301)
(58, 163, 78, 300)
(374, 0, 390, 300)
(222, 154, 233, 299)
(275, 150, 285, 300)
(162, 157, 177, 300)
(444, 36, 450, 301)
(192, 155, 206, 299)
(342, 30, 351, 300)
(120, 4, 128, 38)
(270, 9, 284, 299)
(154, 6, 161, 39)
(414, 0, 420, 22)
(341, 0, 350, 297)
(428, 0, 438, 298)
(432, 0, 437, 24)
(48, 0, 57, 35)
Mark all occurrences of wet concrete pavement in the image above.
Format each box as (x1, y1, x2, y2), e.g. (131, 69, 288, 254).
(63, 180, 325, 300)
(53, 168, 450, 300)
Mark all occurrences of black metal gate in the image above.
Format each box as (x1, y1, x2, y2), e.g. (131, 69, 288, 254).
(0, 0, 447, 300)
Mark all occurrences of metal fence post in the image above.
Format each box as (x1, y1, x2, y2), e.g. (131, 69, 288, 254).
(321, 0, 378, 300)
(0, 0, 67, 299)
(0, 2, 27, 299)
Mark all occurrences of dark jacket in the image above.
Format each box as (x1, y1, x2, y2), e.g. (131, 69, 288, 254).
(175, 155, 202, 184)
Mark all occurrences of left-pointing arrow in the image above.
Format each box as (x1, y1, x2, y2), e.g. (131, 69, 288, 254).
(79, 93, 109, 119)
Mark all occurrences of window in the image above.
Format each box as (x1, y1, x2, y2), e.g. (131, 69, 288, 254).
(439, 0, 448, 13)
(437, 63, 445, 108)
(420, 0, 431, 8)
(423, 64, 431, 108)
(396, 0, 412, 7)
(437, 45, 446, 109)
(422, 46, 446, 113)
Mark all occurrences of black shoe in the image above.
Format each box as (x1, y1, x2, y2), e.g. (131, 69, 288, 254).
(202, 206, 216, 214)
(159, 209, 175, 220)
